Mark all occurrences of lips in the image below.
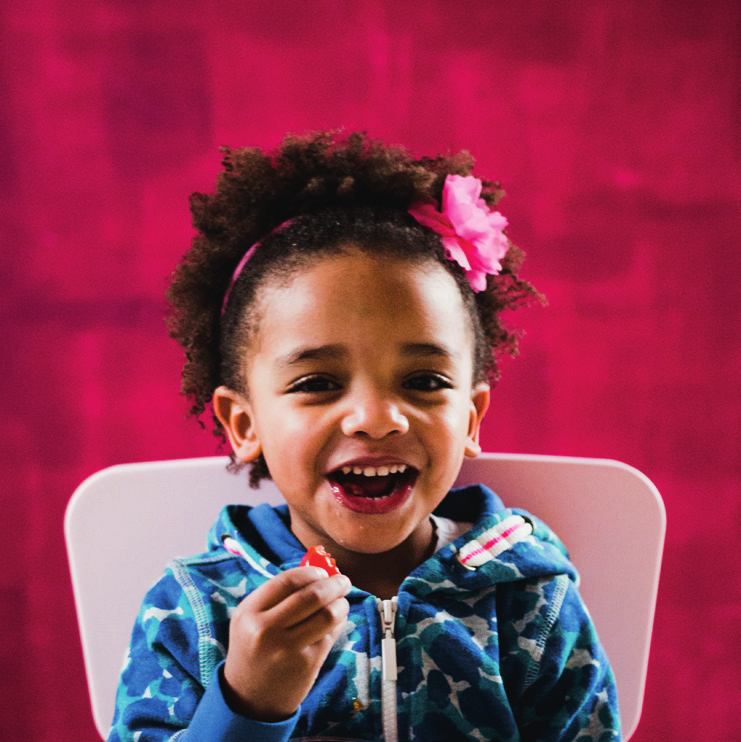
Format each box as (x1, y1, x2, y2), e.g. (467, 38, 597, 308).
(327, 462, 418, 515)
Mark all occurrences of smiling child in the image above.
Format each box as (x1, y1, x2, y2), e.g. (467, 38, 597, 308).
(108, 131, 621, 742)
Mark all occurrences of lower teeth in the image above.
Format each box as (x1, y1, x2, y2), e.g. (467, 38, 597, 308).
(336, 472, 404, 499)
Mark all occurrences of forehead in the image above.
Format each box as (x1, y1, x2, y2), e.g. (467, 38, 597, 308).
(249, 249, 474, 366)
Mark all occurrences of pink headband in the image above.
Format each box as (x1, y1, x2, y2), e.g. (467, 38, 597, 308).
(221, 219, 294, 314)
(408, 174, 509, 292)
(221, 174, 508, 313)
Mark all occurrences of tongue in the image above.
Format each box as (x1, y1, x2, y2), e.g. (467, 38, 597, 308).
(343, 473, 397, 498)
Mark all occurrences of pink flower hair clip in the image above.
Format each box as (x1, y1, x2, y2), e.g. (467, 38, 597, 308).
(408, 174, 509, 292)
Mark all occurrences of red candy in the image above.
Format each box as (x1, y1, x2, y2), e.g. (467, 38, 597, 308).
(299, 545, 341, 576)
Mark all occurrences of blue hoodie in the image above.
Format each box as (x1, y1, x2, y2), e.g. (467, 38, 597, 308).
(108, 485, 620, 741)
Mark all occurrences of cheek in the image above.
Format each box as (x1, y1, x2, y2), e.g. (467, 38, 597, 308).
(257, 404, 330, 464)
(421, 401, 474, 459)
(442, 393, 477, 431)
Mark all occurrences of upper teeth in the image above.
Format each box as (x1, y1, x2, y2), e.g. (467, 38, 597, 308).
(341, 464, 408, 477)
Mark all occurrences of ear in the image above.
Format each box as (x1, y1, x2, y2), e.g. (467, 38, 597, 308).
(464, 383, 490, 458)
(212, 386, 262, 463)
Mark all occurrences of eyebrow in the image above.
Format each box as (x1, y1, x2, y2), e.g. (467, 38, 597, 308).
(275, 344, 348, 368)
(400, 342, 459, 362)
(276, 341, 458, 369)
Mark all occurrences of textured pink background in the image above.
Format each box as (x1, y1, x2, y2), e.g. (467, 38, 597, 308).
(2, 1, 739, 740)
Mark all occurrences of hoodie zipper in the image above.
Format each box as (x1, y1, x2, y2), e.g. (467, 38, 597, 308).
(377, 597, 398, 742)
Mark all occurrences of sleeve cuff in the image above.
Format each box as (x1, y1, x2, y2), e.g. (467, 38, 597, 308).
(185, 661, 299, 742)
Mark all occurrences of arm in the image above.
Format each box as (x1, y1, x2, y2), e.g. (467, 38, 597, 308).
(107, 564, 350, 742)
(502, 574, 621, 742)
(508, 575, 621, 742)
(107, 644, 298, 742)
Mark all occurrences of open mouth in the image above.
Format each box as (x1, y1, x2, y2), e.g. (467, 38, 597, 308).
(327, 464, 418, 514)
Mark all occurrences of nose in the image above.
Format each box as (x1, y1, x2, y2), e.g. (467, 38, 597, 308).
(340, 388, 410, 439)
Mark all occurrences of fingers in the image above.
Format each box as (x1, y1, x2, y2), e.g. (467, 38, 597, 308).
(287, 592, 350, 647)
(251, 566, 336, 612)
(273, 572, 351, 630)
(238, 567, 351, 639)
(223, 567, 352, 721)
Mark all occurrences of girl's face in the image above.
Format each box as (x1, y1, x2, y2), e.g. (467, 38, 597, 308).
(215, 247, 489, 565)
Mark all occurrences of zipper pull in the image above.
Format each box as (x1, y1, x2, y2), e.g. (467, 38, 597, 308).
(378, 597, 398, 682)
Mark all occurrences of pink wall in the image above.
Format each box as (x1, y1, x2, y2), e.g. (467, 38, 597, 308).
(2, 1, 738, 739)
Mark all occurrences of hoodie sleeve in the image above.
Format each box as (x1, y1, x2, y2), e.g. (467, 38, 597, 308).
(507, 573, 622, 742)
(106, 561, 298, 742)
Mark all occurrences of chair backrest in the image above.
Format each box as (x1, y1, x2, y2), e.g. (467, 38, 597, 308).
(65, 453, 665, 740)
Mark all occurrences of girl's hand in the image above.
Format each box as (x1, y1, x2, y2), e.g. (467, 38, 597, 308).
(222, 566, 352, 722)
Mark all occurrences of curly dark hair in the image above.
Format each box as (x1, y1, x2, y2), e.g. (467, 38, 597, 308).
(166, 130, 544, 485)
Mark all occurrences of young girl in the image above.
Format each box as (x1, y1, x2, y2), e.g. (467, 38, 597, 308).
(109, 131, 620, 741)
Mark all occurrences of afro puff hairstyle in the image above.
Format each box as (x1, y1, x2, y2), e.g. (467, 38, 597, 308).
(166, 130, 544, 485)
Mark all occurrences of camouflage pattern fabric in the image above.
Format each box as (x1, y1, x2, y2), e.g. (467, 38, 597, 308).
(108, 485, 621, 741)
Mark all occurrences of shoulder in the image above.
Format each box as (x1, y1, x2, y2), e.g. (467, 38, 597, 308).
(504, 574, 621, 739)
(496, 572, 583, 658)
(138, 502, 289, 637)
(126, 548, 264, 689)
(497, 574, 615, 709)
(141, 548, 262, 620)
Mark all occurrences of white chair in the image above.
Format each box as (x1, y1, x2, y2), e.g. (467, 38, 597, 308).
(65, 453, 665, 740)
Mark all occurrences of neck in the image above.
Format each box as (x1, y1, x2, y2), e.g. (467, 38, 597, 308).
(326, 520, 437, 600)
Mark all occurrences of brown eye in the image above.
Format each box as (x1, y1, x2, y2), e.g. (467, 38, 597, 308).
(403, 374, 452, 392)
(288, 375, 341, 394)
